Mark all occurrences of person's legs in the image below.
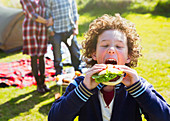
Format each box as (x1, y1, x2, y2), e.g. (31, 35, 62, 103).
(39, 55, 50, 92)
(39, 55, 45, 80)
(31, 56, 39, 84)
(65, 33, 81, 72)
(31, 56, 45, 93)
(51, 33, 63, 75)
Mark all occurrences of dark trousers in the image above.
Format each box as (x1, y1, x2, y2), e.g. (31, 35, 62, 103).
(51, 29, 81, 74)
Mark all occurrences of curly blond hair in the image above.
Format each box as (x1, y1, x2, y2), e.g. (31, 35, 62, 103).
(82, 14, 142, 68)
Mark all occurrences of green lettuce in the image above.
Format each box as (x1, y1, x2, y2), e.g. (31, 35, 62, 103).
(92, 69, 123, 83)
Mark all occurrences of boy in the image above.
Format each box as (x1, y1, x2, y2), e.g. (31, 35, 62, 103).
(48, 14, 170, 121)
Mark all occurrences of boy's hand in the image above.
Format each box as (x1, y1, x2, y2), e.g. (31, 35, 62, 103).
(83, 64, 107, 90)
(114, 65, 139, 87)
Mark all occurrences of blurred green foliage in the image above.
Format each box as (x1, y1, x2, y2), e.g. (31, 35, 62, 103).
(1, 0, 170, 17)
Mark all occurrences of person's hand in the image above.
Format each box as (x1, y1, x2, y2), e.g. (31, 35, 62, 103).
(73, 26, 78, 35)
(50, 31, 55, 36)
(83, 64, 107, 90)
(114, 65, 139, 87)
(46, 17, 53, 27)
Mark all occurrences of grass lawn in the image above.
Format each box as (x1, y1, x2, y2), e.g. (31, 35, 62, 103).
(0, 0, 170, 121)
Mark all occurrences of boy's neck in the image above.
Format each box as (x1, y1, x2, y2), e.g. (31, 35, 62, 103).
(101, 86, 115, 107)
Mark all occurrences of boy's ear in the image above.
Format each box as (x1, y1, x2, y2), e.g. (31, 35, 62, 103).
(126, 56, 131, 63)
(92, 52, 97, 60)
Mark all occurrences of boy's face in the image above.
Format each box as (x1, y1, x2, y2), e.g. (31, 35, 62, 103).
(92, 29, 130, 65)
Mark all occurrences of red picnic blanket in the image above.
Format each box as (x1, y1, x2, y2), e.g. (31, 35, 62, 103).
(0, 58, 56, 88)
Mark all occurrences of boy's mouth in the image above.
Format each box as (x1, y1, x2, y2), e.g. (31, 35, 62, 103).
(105, 59, 117, 65)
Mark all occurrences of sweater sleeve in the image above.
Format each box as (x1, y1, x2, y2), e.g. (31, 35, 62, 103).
(20, 0, 38, 20)
(48, 76, 104, 121)
(126, 77, 170, 121)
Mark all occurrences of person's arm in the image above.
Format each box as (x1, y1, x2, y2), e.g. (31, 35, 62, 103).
(35, 14, 53, 26)
(115, 65, 170, 121)
(48, 76, 88, 121)
(72, 0, 78, 22)
(35, 15, 47, 24)
(126, 77, 170, 121)
(20, 0, 50, 24)
(45, 0, 54, 33)
(48, 76, 104, 121)
(72, 0, 79, 35)
(73, 20, 78, 35)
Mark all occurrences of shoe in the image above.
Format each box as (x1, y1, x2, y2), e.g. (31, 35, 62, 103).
(37, 85, 46, 94)
(43, 84, 51, 92)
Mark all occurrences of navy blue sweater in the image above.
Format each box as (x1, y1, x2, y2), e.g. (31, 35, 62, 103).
(48, 76, 170, 121)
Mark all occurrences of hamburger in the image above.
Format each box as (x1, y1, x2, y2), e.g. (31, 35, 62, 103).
(92, 64, 124, 86)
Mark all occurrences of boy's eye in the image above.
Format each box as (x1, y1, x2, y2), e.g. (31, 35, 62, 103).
(116, 45, 123, 48)
(101, 44, 109, 47)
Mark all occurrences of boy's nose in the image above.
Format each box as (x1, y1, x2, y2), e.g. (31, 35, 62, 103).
(108, 47, 115, 54)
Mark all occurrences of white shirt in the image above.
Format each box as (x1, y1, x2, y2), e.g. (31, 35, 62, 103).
(98, 90, 115, 121)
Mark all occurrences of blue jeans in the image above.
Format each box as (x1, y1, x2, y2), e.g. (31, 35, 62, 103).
(51, 29, 81, 75)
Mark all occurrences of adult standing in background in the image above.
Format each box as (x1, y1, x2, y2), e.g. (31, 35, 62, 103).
(20, 0, 53, 93)
(46, 0, 82, 76)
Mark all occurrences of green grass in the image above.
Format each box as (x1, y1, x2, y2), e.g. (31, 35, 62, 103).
(0, 0, 170, 121)
(0, 81, 57, 121)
